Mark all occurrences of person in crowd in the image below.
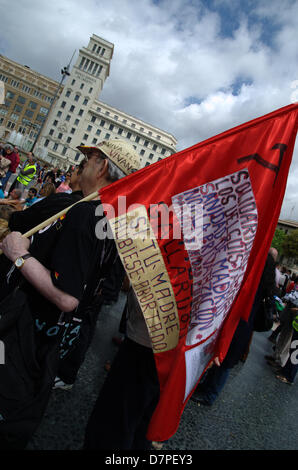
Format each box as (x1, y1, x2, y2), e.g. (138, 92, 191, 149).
(83, 285, 160, 450)
(33, 182, 56, 204)
(286, 273, 297, 294)
(265, 284, 298, 373)
(0, 139, 139, 450)
(56, 173, 72, 193)
(190, 247, 277, 407)
(53, 256, 126, 391)
(24, 187, 38, 208)
(8, 152, 36, 196)
(275, 296, 298, 385)
(0, 188, 24, 212)
(0, 144, 20, 191)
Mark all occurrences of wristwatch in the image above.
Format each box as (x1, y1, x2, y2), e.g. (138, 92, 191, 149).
(14, 253, 32, 269)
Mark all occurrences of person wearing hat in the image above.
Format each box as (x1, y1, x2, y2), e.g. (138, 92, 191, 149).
(0, 144, 20, 191)
(0, 139, 140, 449)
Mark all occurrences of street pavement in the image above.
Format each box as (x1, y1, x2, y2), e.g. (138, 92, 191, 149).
(27, 291, 298, 451)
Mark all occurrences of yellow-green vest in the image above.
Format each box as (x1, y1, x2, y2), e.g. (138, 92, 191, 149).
(17, 164, 36, 186)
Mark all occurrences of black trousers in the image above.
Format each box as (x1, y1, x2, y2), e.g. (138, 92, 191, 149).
(84, 338, 160, 450)
(58, 303, 103, 385)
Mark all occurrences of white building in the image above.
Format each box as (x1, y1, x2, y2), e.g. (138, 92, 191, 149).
(38, 34, 177, 168)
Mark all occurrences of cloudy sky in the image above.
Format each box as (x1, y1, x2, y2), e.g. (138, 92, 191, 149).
(1, 0, 298, 219)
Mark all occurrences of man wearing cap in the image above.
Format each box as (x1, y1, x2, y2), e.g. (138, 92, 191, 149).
(0, 139, 139, 449)
(0, 144, 20, 191)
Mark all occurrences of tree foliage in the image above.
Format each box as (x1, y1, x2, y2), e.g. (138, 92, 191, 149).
(271, 229, 286, 255)
(282, 229, 298, 259)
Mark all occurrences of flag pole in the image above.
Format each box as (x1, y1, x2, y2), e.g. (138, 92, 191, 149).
(0, 190, 100, 255)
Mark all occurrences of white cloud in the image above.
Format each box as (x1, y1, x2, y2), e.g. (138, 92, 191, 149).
(0, 0, 297, 218)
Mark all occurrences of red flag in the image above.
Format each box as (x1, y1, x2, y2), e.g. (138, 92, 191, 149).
(99, 103, 298, 441)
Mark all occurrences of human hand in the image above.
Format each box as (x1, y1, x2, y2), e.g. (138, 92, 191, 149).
(0, 232, 30, 262)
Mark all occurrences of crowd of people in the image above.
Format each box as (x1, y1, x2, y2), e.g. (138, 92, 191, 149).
(0, 139, 297, 451)
(0, 144, 80, 241)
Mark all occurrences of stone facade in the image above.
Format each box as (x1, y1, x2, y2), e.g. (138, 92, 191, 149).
(0, 34, 177, 168)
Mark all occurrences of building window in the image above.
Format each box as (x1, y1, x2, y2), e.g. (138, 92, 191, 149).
(39, 106, 49, 115)
(67, 137, 72, 143)
(83, 98, 88, 106)
(140, 149, 145, 156)
(114, 115, 118, 120)
(71, 79, 75, 85)
(144, 141, 149, 147)
(161, 148, 166, 155)
(87, 125, 92, 132)
(83, 133, 88, 140)
(66, 90, 71, 97)
(131, 123, 135, 128)
(152, 144, 157, 151)
(65, 114, 71, 121)
(91, 116, 96, 123)
(7, 121, 15, 129)
(118, 128, 123, 135)
(109, 124, 114, 131)
(100, 120, 105, 127)
(148, 131, 152, 136)
(53, 120, 58, 126)
(149, 153, 154, 159)
(89, 87, 93, 93)
(92, 138, 97, 145)
(14, 104, 22, 113)
(80, 83, 84, 89)
(135, 136, 140, 143)
(49, 129, 54, 135)
(74, 94, 80, 102)
(140, 127, 144, 132)
(58, 133, 63, 140)
(25, 109, 34, 118)
(53, 143, 58, 151)
(17, 96, 26, 104)
(127, 132, 132, 139)
(10, 113, 19, 122)
(78, 109, 84, 116)
(157, 135, 161, 140)
(44, 139, 49, 147)
(6, 91, 15, 99)
(74, 119, 80, 125)
(70, 105, 75, 112)
(96, 129, 101, 136)
(57, 111, 62, 117)
(122, 119, 127, 124)
(75, 152, 80, 161)
(62, 147, 67, 155)
(71, 127, 75, 134)
(105, 133, 110, 139)
(61, 101, 66, 108)
(36, 114, 45, 122)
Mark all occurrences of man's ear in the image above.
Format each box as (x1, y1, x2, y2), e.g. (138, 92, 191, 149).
(98, 158, 109, 178)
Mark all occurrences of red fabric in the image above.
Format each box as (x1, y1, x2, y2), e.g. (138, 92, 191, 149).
(100, 104, 298, 441)
(5, 151, 20, 173)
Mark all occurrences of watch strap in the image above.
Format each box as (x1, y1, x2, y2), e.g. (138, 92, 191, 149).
(21, 253, 32, 260)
